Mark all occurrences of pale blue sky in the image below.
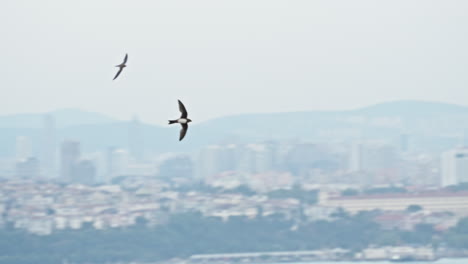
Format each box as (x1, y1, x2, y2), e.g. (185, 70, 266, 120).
(2, 0, 468, 124)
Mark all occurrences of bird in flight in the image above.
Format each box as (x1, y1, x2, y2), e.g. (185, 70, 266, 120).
(113, 53, 128, 80)
(168, 100, 192, 141)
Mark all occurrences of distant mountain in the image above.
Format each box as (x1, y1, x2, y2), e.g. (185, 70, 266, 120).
(0, 108, 118, 129)
(195, 100, 468, 137)
(0, 101, 467, 157)
(353, 100, 468, 117)
(189, 100, 468, 152)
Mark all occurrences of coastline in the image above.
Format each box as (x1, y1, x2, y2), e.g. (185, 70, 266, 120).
(162, 247, 468, 264)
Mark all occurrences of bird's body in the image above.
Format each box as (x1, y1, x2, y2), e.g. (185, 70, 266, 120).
(168, 118, 189, 124)
(177, 118, 190, 124)
(113, 54, 128, 80)
(168, 100, 192, 141)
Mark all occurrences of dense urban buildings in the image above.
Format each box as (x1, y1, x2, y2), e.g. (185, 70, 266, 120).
(441, 147, 468, 187)
(0, 109, 467, 242)
(60, 140, 81, 181)
(41, 114, 57, 178)
(0, 111, 467, 264)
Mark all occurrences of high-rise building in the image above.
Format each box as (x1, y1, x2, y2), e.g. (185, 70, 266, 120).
(71, 160, 96, 185)
(128, 116, 144, 161)
(111, 148, 130, 178)
(60, 140, 80, 181)
(218, 144, 240, 172)
(349, 142, 397, 171)
(84, 152, 105, 183)
(238, 144, 275, 174)
(197, 145, 222, 179)
(348, 142, 399, 184)
(441, 148, 468, 187)
(0, 158, 15, 178)
(15, 157, 40, 179)
(399, 134, 410, 153)
(349, 142, 363, 172)
(15, 136, 32, 161)
(197, 143, 278, 180)
(158, 154, 193, 179)
(41, 115, 56, 178)
(105, 146, 117, 182)
(284, 143, 340, 179)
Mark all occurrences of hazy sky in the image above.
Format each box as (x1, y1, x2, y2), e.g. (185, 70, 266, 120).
(2, 0, 468, 124)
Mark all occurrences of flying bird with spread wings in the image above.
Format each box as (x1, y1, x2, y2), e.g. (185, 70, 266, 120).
(168, 100, 192, 141)
(113, 53, 128, 80)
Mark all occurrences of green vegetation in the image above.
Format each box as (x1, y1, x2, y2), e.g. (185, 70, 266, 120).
(406, 204, 423, 212)
(341, 188, 359, 196)
(446, 182, 468, 192)
(173, 183, 256, 196)
(363, 186, 407, 195)
(0, 213, 466, 264)
(341, 186, 407, 197)
(444, 217, 468, 248)
(267, 185, 318, 204)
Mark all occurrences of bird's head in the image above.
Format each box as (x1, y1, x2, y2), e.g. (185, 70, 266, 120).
(187, 119, 192, 123)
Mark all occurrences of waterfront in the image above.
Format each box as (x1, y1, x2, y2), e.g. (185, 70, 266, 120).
(255, 260, 468, 264)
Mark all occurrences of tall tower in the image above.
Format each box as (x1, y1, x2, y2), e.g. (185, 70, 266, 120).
(105, 146, 116, 183)
(42, 115, 57, 178)
(197, 145, 222, 179)
(111, 149, 129, 178)
(399, 134, 410, 153)
(441, 148, 468, 187)
(349, 142, 363, 172)
(60, 140, 80, 181)
(128, 115, 144, 161)
(15, 136, 32, 161)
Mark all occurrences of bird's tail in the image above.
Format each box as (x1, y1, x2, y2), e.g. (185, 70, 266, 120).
(168, 120, 177, 125)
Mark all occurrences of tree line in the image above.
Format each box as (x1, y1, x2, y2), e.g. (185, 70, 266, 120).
(0, 212, 467, 264)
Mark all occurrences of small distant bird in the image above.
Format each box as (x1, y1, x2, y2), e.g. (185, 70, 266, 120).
(168, 100, 192, 141)
(113, 53, 128, 80)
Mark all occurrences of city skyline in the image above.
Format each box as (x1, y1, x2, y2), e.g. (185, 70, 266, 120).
(1, 100, 467, 159)
(3, 1, 468, 263)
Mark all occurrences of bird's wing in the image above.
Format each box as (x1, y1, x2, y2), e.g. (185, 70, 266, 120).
(178, 100, 188, 118)
(113, 67, 124, 80)
(179, 124, 188, 141)
(123, 53, 128, 64)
